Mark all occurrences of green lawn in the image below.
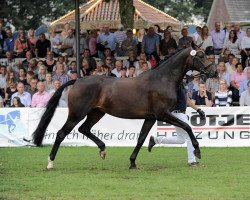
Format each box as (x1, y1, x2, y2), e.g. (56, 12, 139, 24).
(0, 147, 250, 200)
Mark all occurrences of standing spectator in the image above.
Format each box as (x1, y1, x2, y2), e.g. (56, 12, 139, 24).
(136, 28, 146, 55)
(141, 27, 160, 60)
(3, 29, 15, 52)
(27, 29, 37, 56)
(160, 29, 177, 56)
(11, 82, 31, 107)
(88, 29, 98, 57)
(196, 26, 213, 54)
(240, 28, 250, 68)
(222, 30, 240, 55)
(178, 28, 193, 50)
(60, 23, 71, 40)
(233, 22, 246, 43)
(49, 29, 62, 57)
(97, 25, 117, 55)
(52, 62, 69, 85)
(239, 68, 250, 95)
(31, 81, 50, 108)
(35, 33, 51, 58)
(114, 24, 127, 56)
(11, 96, 24, 107)
(230, 63, 246, 102)
(122, 29, 137, 56)
(214, 79, 232, 107)
(192, 26, 201, 42)
(210, 22, 226, 55)
(239, 81, 250, 106)
(153, 24, 163, 40)
(60, 28, 75, 56)
(191, 81, 213, 107)
(14, 29, 30, 58)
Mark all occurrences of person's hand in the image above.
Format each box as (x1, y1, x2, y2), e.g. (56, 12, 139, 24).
(197, 109, 205, 120)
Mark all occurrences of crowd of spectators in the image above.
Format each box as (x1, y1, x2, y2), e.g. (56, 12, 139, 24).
(0, 19, 249, 108)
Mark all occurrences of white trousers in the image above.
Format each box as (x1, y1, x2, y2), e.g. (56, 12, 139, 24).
(154, 112, 196, 164)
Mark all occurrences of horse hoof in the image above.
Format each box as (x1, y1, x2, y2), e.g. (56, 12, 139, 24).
(194, 149, 201, 159)
(129, 164, 137, 169)
(46, 167, 54, 170)
(99, 150, 106, 160)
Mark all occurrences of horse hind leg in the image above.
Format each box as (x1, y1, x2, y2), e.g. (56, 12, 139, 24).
(129, 119, 156, 169)
(78, 109, 106, 159)
(47, 118, 80, 170)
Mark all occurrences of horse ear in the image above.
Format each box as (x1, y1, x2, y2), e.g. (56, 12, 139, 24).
(191, 41, 196, 50)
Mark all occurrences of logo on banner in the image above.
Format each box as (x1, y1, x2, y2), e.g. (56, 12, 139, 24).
(0, 110, 21, 133)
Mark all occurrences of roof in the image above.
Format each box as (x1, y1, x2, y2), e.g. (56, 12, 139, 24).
(207, 0, 250, 31)
(50, 0, 182, 31)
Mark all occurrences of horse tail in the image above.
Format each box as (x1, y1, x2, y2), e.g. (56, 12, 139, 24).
(33, 80, 76, 146)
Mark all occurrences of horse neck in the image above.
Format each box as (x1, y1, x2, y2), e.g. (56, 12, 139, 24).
(156, 48, 191, 83)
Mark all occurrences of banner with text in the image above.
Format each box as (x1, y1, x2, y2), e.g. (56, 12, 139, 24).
(1, 107, 249, 147)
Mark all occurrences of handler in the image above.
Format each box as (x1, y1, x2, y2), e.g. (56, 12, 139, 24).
(148, 82, 205, 166)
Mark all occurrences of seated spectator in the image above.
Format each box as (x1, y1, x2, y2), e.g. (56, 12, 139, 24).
(4, 82, 17, 107)
(191, 81, 212, 107)
(187, 70, 200, 98)
(239, 68, 250, 95)
(214, 79, 232, 107)
(230, 63, 246, 102)
(196, 25, 213, 54)
(27, 28, 37, 56)
(206, 71, 220, 100)
(127, 65, 136, 77)
(37, 64, 47, 81)
(226, 57, 238, 75)
(221, 30, 240, 56)
(67, 61, 77, 76)
(27, 58, 38, 75)
(49, 80, 68, 107)
(17, 67, 28, 86)
(137, 61, 149, 75)
(0, 65, 7, 93)
(217, 61, 231, 87)
(22, 51, 33, 70)
(80, 58, 91, 77)
(35, 33, 51, 58)
(11, 96, 24, 107)
(81, 48, 96, 72)
(31, 81, 50, 108)
(122, 29, 137, 56)
(239, 81, 250, 106)
(26, 77, 38, 98)
(92, 60, 104, 76)
(123, 50, 137, 68)
(111, 60, 123, 77)
(52, 62, 69, 85)
(0, 94, 3, 107)
(240, 28, 250, 68)
(160, 29, 177, 56)
(103, 56, 114, 69)
(120, 67, 127, 78)
(43, 51, 56, 73)
(11, 82, 31, 107)
(44, 73, 54, 92)
(69, 70, 78, 80)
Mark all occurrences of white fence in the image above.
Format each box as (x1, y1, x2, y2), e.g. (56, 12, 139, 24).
(0, 107, 249, 147)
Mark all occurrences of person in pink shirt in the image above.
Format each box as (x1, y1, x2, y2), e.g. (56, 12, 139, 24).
(31, 81, 51, 107)
(230, 63, 246, 102)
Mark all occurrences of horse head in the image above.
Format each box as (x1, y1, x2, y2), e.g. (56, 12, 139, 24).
(188, 44, 215, 81)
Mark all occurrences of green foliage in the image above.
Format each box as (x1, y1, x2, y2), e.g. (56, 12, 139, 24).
(1, 147, 250, 199)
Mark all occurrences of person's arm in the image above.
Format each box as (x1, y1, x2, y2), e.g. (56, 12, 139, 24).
(239, 92, 245, 106)
(187, 97, 205, 119)
(204, 91, 213, 107)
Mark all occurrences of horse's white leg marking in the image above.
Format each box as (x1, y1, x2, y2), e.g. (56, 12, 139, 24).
(47, 156, 54, 170)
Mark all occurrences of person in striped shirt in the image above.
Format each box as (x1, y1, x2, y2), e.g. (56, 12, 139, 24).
(214, 79, 232, 106)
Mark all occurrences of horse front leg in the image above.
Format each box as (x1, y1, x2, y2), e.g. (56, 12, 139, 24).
(163, 112, 201, 159)
(129, 119, 156, 169)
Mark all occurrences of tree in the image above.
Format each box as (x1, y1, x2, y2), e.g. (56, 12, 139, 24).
(118, 0, 135, 29)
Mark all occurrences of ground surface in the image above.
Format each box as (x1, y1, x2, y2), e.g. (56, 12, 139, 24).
(0, 147, 249, 200)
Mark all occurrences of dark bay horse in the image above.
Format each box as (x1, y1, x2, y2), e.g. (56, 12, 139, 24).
(33, 47, 212, 169)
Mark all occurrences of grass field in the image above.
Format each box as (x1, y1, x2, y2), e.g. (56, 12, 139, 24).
(0, 147, 250, 200)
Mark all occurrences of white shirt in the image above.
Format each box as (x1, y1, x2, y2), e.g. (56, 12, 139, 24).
(240, 90, 250, 106)
(11, 91, 31, 107)
(241, 36, 250, 49)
